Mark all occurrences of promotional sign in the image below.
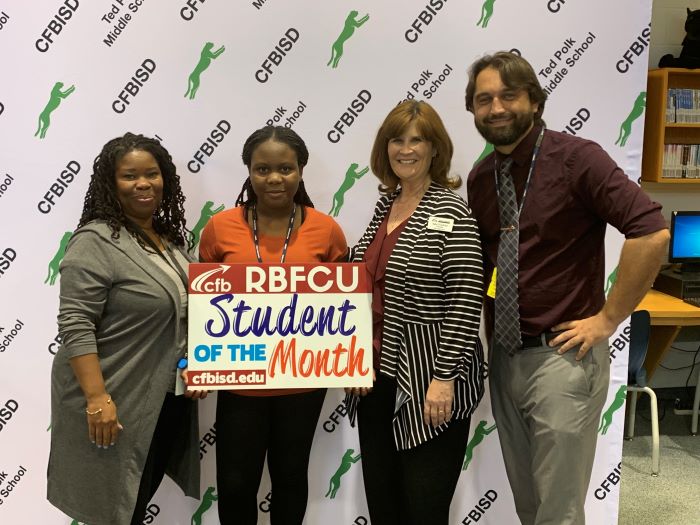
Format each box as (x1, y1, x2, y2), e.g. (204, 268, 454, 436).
(187, 263, 373, 390)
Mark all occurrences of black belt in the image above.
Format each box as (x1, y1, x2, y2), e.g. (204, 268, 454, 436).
(521, 332, 559, 349)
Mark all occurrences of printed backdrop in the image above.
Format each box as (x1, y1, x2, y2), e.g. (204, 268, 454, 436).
(0, 1, 651, 523)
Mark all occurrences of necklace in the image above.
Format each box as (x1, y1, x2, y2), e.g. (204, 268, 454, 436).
(387, 182, 429, 230)
(251, 203, 297, 263)
(388, 200, 417, 227)
(493, 125, 546, 229)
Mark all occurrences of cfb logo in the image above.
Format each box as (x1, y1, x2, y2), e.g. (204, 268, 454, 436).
(35, 0, 80, 52)
(180, 0, 207, 21)
(327, 90, 372, 144)
(48, 334, 63, 355)
(187, 120, 232, 174)
(323, 403, 348, 432)
(112, 59, 157, 114)
(143, 503, 160, 524)
(0, 248, 17, 278)
(0, 399, 19, 432)
(461, 489, 498, 524)
(594, 462, 622, 500)
(255, 28, 300, 83)
(547, 0, 570, 13)
(405, 0, 448, 43)
(37, 160, 81, 214)
(199, 424, 217, 459)
(616, 25, 651, 73)
(259, 491, 272, 513)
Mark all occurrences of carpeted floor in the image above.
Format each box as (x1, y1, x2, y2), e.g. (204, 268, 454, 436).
(619, 389, 700, 525)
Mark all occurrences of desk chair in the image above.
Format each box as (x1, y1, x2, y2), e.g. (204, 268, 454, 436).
(626, 310, 660, 476)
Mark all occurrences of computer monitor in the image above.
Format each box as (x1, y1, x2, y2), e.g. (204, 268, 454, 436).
(669, 211, 700, 273)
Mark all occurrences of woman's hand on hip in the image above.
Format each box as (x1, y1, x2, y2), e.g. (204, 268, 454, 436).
(423, 378, 455, 428)
(86, 393, 123, 448)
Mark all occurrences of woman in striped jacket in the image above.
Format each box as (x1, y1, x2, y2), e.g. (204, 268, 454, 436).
(346, 100, 485, 525)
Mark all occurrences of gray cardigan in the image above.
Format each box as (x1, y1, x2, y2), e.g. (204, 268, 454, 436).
(47, 221, 200, 525)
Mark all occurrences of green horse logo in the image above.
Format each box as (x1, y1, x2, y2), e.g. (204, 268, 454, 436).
(329, 163, 369, 217)
(615, 91, 646, 147)
(35, 81, 76, 139)
(599, 385, 627, 435)
(476, 0, 497, 28)
(473, 142, 494, 167)
(189, 201, 225, 246)
(185, 42, 225, 100)
(462, 420, 497, 470)
(605, 265, 618, 297)
(191, 486, 218, 525)
(325, 448, 361, 498)
(70, 521, 86, 525)
(45, 231, 72, 285)
(327, 11, 369, 68)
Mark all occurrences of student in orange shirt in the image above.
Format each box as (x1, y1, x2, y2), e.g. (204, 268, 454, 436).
(199, 125, 348, 525)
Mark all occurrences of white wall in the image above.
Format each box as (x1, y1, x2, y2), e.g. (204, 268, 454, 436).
(648, 0, 699, 68)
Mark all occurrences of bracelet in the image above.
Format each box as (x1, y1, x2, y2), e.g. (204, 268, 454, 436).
(86, 395, 112, 416)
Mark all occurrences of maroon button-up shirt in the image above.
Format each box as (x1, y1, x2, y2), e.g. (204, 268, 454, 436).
(467, 125, 667, 336)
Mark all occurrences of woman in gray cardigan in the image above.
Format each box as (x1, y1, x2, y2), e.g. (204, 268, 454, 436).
(47, 133, 206, 525)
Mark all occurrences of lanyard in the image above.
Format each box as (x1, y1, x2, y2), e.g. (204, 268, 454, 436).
(493, 125, 546, 221)
(252, 203, 296, 263)
(127, 220, 189, 290)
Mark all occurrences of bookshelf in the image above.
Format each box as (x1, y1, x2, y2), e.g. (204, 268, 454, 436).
(642, 68, 700, 184)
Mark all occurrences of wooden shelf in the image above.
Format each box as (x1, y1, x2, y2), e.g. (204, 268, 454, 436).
(645, 178, 700, 184)
(642, 68, 700, 183)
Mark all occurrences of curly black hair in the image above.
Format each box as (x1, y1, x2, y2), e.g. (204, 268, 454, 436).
(235, 125, 314, 209)
(78, 132, 192, 250)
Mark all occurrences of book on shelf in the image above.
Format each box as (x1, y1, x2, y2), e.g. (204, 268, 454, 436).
(665, 89, 700, 123)
(662, 143, 700, 178)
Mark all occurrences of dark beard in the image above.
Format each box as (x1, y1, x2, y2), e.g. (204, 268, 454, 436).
(475, 111, 534, 146)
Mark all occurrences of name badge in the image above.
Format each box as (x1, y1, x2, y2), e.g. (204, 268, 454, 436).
(427, 216, 454, 232)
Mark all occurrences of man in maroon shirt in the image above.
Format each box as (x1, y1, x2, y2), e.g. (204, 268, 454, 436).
(465, 52, 669, 525)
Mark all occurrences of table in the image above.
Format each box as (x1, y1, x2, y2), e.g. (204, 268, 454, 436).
(636, 289, 700, 434)
(636, 289, 700, 379)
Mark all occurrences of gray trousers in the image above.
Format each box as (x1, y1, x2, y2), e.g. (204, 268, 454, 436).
(489, 339, 610, 525)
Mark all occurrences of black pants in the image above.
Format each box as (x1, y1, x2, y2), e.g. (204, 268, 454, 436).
(216, 389, 327, 525)
(357, 373, 470, 525)
(130, 393, 189, 525)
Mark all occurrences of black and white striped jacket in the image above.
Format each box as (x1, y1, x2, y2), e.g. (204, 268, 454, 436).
(348, 182, 485, 450)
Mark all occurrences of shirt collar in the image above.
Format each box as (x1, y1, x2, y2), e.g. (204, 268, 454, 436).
(495, 124, 544, 168)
